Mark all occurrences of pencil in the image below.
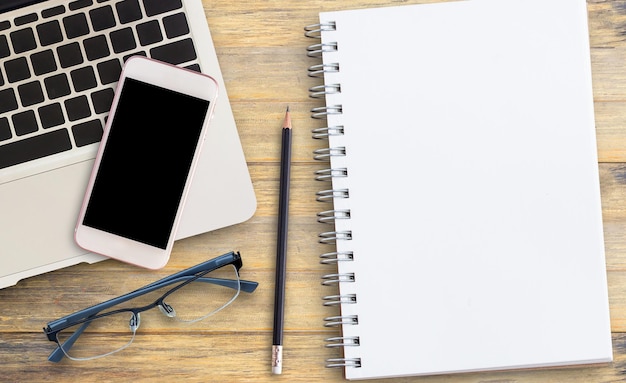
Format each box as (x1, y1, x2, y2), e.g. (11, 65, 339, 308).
(272, 106, 292, 375)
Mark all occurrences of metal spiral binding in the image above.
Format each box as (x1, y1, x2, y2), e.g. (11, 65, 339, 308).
(312, 126, 344, 139)
(320, 251, 354, 264)
(324, 315, 358, 327)
(308, 63, 339, 78)
(319, 230, 352, 244)
(316, 189, 349, 202)
(326, 336, 360, 348)
(307, 42, 338, 57)
(310, 84, 341, 99)
(312, 105, 342, 119)
(317, 209, 351, 223)
(304, 22, 336, 38)
(315, 168, 348, 181)
(326, 358, 362, 368)
(313, 147, 346, 161)
(322, 272, 355, 286)
(323, 294, 357, 306)
(307, 21, 361, 371)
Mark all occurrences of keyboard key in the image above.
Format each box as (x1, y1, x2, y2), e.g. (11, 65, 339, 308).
(90, 5, 116, 31)
(91, 87, 114, 113)
(42, 5, 66, 18)
(5, 57, 30, 83)
(150, 38, 196, 65)
(123, 51, 145, 63)
(0, 128, 72, 170)
(137, 20, 162, 46)
(38, 103, 65, 129)
(69, 0, 94, 11)
(10, 28, 37, 54)
(143, 0, 182, 17)
(72, 119, 102, 147)
(110, 27, 137, 53)
(70, 66, 97, 92)
(12, 110, 38, 136)
(0, 89, 18, 113)
(0, 21, 10, 32)
(44, 73, 71, 99)
(63, 13, 90, 39)
(18, 81, 44, 107)
(0, 35, 10, 59)
(186, 63, 200, 73)
(57, 42, 83, 68)
(65, 95, 91, 121)
(84, 35, 110, 61)
(37, 20, 64, 46)
(15, 13, 38, 26)
(163, 13, 189, 39)
(96, 58, 121, 84)
(31, 50, 57, 75)
(116, 0, 142, 24)
(0, 118, 11, 141)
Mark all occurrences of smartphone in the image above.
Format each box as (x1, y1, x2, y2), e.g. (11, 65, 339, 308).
(75, 56, 218, 269)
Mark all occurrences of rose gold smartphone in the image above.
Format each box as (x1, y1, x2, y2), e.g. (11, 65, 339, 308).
(75, 56, 218, 269)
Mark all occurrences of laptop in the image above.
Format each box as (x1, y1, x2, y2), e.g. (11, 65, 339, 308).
(0, 0, 257, 288)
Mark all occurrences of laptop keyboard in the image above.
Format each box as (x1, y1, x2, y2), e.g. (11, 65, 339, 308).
(0, 0, 202, 171)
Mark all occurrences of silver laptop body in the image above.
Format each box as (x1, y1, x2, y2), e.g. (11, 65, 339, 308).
(0, 0, 256, 288)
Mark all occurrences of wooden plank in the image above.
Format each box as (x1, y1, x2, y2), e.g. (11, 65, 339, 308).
(3, 332, 626, 383)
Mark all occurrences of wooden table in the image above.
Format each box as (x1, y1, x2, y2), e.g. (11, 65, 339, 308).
(2, 1, 626, 382)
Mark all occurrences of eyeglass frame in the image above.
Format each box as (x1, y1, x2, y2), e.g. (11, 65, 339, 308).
(43, 250, 258, 362)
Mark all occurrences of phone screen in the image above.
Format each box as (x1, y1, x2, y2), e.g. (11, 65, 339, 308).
(82, 77, 210, 249)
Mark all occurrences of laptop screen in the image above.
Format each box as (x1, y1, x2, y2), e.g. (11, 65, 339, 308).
(1, 1, 47, 14)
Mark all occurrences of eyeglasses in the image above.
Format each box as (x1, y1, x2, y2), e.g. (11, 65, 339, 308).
(43, 251, 258, 362)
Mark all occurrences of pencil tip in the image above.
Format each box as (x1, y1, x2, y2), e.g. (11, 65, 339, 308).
(283, 106, 292, 129)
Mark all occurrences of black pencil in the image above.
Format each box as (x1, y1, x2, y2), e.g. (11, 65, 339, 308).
(272, 106, 292, 375)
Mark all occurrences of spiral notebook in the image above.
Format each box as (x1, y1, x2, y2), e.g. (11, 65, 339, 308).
(306, 0, 613, 380)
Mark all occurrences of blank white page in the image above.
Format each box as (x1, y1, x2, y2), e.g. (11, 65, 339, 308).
(318, 0, 613, 379)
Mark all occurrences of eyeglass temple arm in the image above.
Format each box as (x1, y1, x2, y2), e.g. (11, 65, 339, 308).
(176, 275, 259, 293)
(143, 251, 244, 289)
(47, 320, 92, 362)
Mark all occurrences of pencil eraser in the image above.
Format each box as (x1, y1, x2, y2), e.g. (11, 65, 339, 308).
(272, 345, 283, 374)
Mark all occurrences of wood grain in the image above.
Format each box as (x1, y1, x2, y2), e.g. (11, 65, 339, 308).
(2, 1, 626, 382)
